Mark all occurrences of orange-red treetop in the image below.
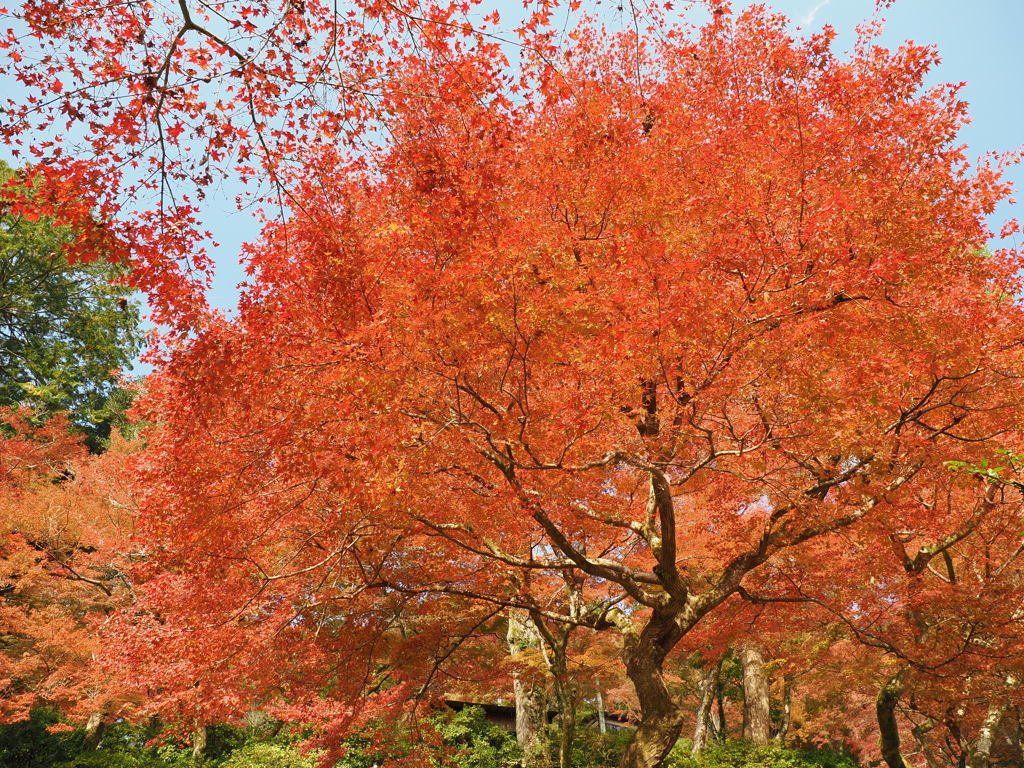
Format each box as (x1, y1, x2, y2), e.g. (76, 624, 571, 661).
(116, 6, 1024, 740)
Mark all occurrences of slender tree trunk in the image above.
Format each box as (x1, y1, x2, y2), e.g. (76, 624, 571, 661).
(947, 718, 968, 768)
(1013, 710, 1022, 766)
(772, 676, 792, 744)
(911, 720, 942, 768)
(525, 603, 581, 768)
(740, 645, 771, 746)
(192, 722, 207, 765)
(876, 670, 913, 768)
(714, 683, 726, 742)
(618, 616, 686, 768)
(692, 661, 720, 754)
(81, 709, 106, 752)
(546, 632, 577, 768)
(966, 702, 1007, 768)
(553, 679, 577, 768)
(508, 611, 550, 768)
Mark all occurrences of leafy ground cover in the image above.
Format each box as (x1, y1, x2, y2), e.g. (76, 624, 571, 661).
(1, 708, 860, 768)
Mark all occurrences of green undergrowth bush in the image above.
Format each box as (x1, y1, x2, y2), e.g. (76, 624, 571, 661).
(219, 741, 323, 768)
(332, 705, 521, 768)
(571, 727, 635, 768)
(0, 707, 861, 768)
(427, 705, 522, 768)
(28, 705, 520, 768)
(0, 709, 82, 768)
(667, 740, 860, 768)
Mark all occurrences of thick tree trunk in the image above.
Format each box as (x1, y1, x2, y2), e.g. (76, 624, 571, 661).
(692, 662, 720, 754)
(508, 611, 551, 768)
(876, 670, 913, 768)
(515, 681, 550, 768)
(740, 645, 771, 746)
(81, 709, 106, 752)
(618, 617, 686, 768)
(966, 702, 1007, 768)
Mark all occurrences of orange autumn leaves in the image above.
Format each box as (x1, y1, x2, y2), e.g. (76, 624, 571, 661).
(2, 1, 1024, 763)
(0, 410, 135, 722)
(123, 8, 1024, 764)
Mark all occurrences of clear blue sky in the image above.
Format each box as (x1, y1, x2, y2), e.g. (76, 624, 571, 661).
(200, 0, 1024, 311)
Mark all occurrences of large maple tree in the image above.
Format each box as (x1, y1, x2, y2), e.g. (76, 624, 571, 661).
(89, 5, 1024, 768)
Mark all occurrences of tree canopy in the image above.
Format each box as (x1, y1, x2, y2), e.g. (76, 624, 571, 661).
(0, 163, 144, 440)
(3, 0, 1024, 766)
(101, 8, 1024, 768)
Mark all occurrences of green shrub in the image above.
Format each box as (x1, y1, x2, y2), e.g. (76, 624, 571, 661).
(220, 741, 322, 768)
(667, 740, 860, 768)
(429, 706, 521, 768)
(56, 752, 178, 768)
(329, 707, 521, 768)
(0, 709, 82, 768)
(571, 727, 635, 768)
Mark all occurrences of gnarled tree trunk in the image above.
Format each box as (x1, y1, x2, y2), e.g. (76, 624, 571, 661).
(876, 669, 913, 768)
(618, 615, 687, 768)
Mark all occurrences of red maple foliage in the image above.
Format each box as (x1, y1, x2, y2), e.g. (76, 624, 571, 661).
(0, 0, 538, 327)
(85, 6, 1024, 767)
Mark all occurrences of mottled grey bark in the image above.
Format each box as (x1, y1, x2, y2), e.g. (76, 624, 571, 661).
(772, 676, 792, 744)
(967, 702, 1007, 768)
(192, 722, 207, 765)
(552, 677, 577, 768)
(692, 662, 720, 754)
(740, 645, 771, 746)
(508, 611, 550, 768)
(81, 709, 106, 752)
